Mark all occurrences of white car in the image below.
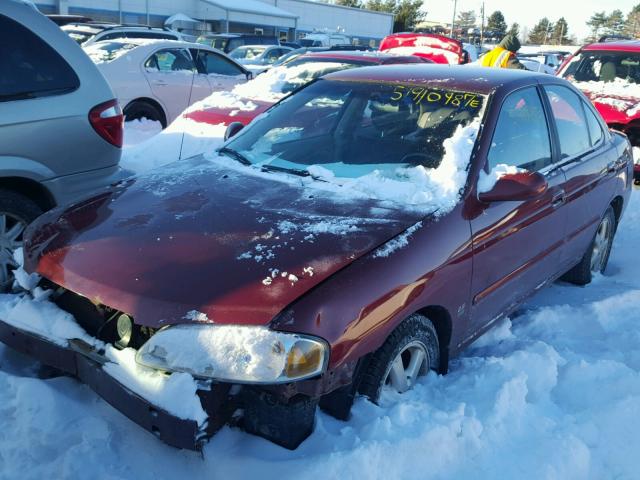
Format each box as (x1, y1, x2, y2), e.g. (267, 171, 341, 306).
(230, 45, 294, 66)
(84, 39, 252, 126)
(63, 23, 183, 46)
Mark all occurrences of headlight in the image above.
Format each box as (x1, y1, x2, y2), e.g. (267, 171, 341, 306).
(135, 324, 328, 383)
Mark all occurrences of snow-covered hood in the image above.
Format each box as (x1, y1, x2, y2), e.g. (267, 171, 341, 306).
(573, 79, 640, 124)
(23, 155, 428, 329)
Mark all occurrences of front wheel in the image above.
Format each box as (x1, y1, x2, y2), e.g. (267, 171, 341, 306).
(562, 206, 616, 286)
(358, 314, 439, 403)
(0, 189, 43, 291)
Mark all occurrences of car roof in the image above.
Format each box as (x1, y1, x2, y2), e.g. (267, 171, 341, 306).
(323, 64, 547, 95)
(582, 40, 640, 52)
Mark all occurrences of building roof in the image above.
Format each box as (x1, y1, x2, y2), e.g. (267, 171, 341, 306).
(201, 0, 298, 19)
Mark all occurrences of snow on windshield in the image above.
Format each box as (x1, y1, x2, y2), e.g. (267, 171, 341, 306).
(84, 41, 139, 63)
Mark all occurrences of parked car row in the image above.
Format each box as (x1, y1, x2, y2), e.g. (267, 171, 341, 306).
(0, 1, 635, 453)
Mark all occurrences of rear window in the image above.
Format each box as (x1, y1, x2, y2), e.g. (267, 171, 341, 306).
(0, 15, 80, 102)
(65, 29, 94, 44)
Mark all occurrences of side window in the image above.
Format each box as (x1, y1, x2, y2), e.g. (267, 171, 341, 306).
(544, 85, 591, 158)
(584, 102, 604, 146)
(197, 51, 244, 76)
(265, 48, 282, 63)
(0, 14, 80, 101)
(145, 49, 194, 72)
(488, 87, 552, 171)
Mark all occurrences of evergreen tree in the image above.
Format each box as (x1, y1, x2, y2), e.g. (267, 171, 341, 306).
(552, 17, 570, 45)
(507, 22, 520, 39)
(605, 9, 625, 35)
(528, 17, 553, 44)
(392, 0, 425, 32)
(486, 10, 507, 37)
(586, 11, 607, 40)
(457, 10, 477, 32)
(365, 0, 423, 32)
(336, 0, 362, 7)
(625, 4, 640, 37)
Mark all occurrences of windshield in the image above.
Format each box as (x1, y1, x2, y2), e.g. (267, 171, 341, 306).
(65, 29, 93, 44)
(231, 46, 266, 59)
(225, 79, 485, 178)
(561, 50, 640, 84)
(83, 41, 137, 64)
(300, 39, 322, 47)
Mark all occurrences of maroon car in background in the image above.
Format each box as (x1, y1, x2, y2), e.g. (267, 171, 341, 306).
(0, 65, 632, 450)
(558, 40, 640, 180)
(183, 50, 430, 129)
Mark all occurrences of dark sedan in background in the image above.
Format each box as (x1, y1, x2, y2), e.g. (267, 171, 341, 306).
(0, 65, 632, 450)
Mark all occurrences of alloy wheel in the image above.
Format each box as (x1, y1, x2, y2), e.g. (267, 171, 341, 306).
(590, 215, 613, 273)
(383, 341, 429, 393)
(0, 212, 26, 290)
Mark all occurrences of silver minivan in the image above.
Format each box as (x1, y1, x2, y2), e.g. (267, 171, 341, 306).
(0, 1, 124, 290)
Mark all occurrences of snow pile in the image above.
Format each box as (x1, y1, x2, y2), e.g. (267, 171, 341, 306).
(574, 78, 640, 99)
(121, 117, 227, 173)
(0, 294, 98, 347)
(477, 163, 523, 193)
(325, 119, 480, 210)
(574, 78, 640, 116)
(123, 119, 163, 147)
(103, 347, 207, 426)
(232, 62, 352, 103)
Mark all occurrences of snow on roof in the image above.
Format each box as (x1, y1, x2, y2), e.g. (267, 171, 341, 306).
(201, 0, 298, 18)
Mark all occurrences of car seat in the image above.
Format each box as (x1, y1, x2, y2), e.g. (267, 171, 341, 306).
(599, 61, 617, 82)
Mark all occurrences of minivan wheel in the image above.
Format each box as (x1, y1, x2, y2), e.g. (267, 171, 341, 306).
(0, 189, 43, 292)
(358, 314, 439, 403)
(123, 101, 166, 128)
(562, 206, 616, 286)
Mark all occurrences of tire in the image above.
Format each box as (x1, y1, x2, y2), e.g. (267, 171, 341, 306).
(358, 314, 440, 403)
(123, 100, 166, 128)
(0, 189, 43, 292)
(562, 205, 616, 286)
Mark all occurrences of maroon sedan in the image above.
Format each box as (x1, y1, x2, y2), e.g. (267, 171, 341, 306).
(0, 65, 632, 450)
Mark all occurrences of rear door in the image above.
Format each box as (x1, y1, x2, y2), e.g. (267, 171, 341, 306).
(542, 83, 621, 269)
(143, 48, 195, 123)
(470, 86, 568, 332)
(194, 49, 247, 92)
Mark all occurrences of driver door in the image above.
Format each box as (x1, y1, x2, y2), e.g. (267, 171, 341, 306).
(469, 86, 568, 333)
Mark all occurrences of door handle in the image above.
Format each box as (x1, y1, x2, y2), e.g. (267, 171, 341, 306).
(551, 190, 565, 208)
(153, 80, 168, 86)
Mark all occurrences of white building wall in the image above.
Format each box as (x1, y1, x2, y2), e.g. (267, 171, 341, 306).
(36, 0, 392, 40)
(271, 0, 392, 38)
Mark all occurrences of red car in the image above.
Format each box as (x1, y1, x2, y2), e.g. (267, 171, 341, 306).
(0, 66, 632, 450)
(379, 33, 466, 65)
(183, 51, 429, 129)
(558, 40, 640, 179)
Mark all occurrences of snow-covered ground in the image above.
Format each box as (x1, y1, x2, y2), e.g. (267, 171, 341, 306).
(1, 123, 639, 479)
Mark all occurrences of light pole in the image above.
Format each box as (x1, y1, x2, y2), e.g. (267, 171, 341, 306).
(450, 0, 458, 38)
(480, 1, 485, 47)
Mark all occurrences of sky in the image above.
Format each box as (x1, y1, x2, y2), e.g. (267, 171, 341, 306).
(422, 0, 639, 42)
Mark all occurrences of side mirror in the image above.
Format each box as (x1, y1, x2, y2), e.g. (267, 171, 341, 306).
(478, 171, 548, 203)
(245, 70, 253, 80)
(224, 121, 245, 141)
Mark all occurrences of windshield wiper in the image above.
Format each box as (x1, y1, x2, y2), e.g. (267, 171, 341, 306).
(260, 164, 310, 177)
(217, 146, 251, 166)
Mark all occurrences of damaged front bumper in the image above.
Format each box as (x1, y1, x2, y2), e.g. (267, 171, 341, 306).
(0, 319, 233, 451)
